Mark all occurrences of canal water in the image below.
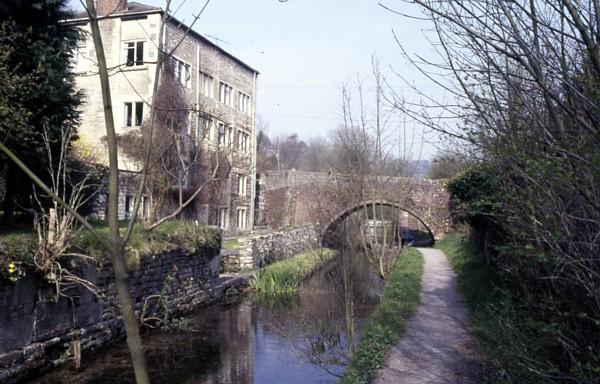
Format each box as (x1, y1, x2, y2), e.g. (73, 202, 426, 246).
(34, 252, 384, 384)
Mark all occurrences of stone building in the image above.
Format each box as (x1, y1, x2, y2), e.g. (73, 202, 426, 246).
(67, 0, 258, 232)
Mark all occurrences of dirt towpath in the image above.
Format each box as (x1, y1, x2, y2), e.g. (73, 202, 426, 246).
(375, 247, 481, 384)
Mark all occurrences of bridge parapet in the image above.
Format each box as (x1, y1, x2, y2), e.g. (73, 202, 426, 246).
(257, 170, 451, 240)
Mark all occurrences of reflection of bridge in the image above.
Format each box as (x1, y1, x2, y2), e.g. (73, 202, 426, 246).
(256, 170, 451, 241)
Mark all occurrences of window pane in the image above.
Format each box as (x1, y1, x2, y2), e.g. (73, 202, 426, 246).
(135, 41, 144, 65)
(125, 102, 132, 126)
(125, 195, 133, 218)
(135, 102, 143, 126)
(126, 42, 134, 66)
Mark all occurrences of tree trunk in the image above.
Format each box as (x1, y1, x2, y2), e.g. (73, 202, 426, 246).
(84, 1, 150, 383)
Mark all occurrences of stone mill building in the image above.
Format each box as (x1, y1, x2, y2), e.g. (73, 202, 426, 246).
(67, 0, 259, 233)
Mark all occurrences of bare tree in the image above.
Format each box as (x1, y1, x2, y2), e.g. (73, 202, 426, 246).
(117, 63, 232, 230)
(309, 58, 424, 278)
(384, 0, 600, 380)
(32, 125, 102, 300)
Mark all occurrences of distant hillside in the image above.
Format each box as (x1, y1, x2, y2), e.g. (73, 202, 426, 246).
(409, 160, 431, 178)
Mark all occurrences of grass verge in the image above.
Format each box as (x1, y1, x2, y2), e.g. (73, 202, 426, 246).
(222, 238, 240, 250)
(340, 247, 423, 384)
(437, 234, 561, 383)
(0, 221, 221, 282)
(249, 248, 336, 296)
(437, 234, 494, 314)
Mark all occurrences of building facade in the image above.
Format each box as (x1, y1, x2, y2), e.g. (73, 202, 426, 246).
(68, 0, 258, 232)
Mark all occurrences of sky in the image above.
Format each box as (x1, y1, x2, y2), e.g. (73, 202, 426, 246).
(72, 0, 448, 159)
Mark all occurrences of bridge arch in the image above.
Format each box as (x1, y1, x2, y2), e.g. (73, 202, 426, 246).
(320, 199, 435, 247)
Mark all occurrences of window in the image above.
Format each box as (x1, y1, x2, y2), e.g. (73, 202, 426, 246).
(238, 131, 249, 152)
(199, 72, 213, 98)
(172, 58, 191, 88)
(217, 122, 226, 147)
(124, 101, 144, 127)
(218, 208, 229, 229)
(142, 195, 150, 219)
(196, 116, 212, 143)
(124, 195, 133, 218)
(124, 41, 145, 66)
(236, 208, 247, 230)
(198, 204, 209, 225)
(227, 126, 233, 147)
(219, 82, 233, 106)
(238, 174, 247, 196)
(237, 92, 250, 114)
(217, 122, 232, 148)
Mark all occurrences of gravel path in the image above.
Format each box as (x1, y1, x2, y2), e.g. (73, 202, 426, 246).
(375, 247, 482, 384)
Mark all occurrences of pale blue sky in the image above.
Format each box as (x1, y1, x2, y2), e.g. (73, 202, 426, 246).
(73, 0, 445, 159)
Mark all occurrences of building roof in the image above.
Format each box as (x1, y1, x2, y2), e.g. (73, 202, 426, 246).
(68, 1, 259, 74)
(72, 1, 160, 19)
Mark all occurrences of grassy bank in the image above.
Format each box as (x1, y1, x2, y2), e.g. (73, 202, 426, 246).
(222, 238, 240, 250)
(341, 247, 423, 384)
(437, 234, 566, 383)
(249, 248, 336, 296)
(1, 221, 221, 282)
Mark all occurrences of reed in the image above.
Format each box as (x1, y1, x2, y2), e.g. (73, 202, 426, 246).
(250, 248, 336, 296)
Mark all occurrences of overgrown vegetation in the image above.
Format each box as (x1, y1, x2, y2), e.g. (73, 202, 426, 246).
(389, 1, 600, 381)
(438, 234, 588, 383)
(250, 248, 336, 296)
(76, 221, 221, 259)
(0, 0, 82, 224)
(427, 153, 470, 180)
(0, 221, 221, 283)
(340, 247, 423, 384)
(222, 238, 240, 250)
(446, 163, 600, 382)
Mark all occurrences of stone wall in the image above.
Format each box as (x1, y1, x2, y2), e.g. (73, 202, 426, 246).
(71, 4, 258, 233)
(222, 225, 319, 272)
(0, 247, 235, 383)
(260, 170, 451, 240)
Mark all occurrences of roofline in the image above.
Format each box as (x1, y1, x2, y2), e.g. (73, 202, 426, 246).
(64, 7, 260, 75)
(64, 8, 160, 25)
(167, 15, 259, 75)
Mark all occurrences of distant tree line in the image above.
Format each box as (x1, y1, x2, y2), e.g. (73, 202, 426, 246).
(256, 126, 431, 177)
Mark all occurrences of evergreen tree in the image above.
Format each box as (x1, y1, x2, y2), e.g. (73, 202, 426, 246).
(0, 0, 81, 223)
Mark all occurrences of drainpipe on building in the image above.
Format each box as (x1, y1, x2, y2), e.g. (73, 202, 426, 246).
(249, 72, 258, 232)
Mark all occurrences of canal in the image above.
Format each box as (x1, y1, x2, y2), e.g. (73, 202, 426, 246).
(34, 251, 385, 384)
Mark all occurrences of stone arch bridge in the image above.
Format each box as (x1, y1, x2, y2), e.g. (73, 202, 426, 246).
(256, 170, 451, 242)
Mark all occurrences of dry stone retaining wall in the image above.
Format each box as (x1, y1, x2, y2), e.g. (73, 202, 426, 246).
(0, 247, 235, 383)
(222, 225, 319, 272)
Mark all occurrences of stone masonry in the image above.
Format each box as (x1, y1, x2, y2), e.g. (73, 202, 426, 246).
(67, 0, 258, 230)
(259, 170, 451, 241)
(0, 246, 247, 383)
(221, 225, 319, 273)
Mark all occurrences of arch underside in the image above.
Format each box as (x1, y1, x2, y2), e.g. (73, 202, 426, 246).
(320, 199, 435, 247)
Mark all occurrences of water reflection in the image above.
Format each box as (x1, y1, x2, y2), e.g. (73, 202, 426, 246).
(35, 253, 382, 384)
